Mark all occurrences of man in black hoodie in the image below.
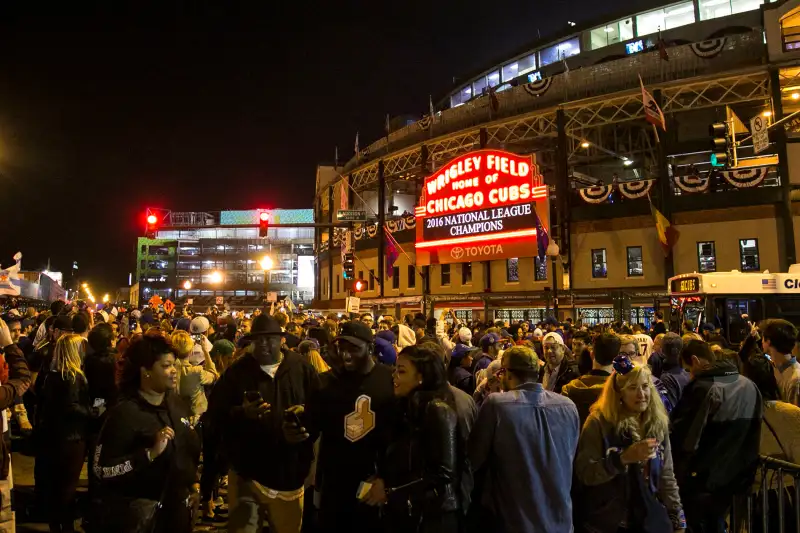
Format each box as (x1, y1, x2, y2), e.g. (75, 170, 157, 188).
(207, 314, 320, 533)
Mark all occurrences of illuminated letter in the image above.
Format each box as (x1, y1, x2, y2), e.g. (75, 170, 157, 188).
(472, 156, 482, 170)
(427, 180, 437, 196)
(518, 162, 530, 177)
(520, 183, 530, 199)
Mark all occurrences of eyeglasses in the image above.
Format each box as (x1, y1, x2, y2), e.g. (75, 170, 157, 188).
(618, 351, 637, 358)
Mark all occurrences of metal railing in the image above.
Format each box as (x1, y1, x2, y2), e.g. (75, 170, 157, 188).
(731, 455, 800, 533)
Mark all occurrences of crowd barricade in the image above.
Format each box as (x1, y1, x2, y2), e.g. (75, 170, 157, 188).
(731, 455, 800, 533)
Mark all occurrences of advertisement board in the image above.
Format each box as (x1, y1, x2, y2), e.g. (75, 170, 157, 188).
(415, 150, 549, 266)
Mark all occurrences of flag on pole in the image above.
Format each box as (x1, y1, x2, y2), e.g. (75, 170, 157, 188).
(385, 228, 399, 278)
(429, 95, 435, 120)
(488, 84, 499, 114)
(657, 29, 669, 61)
(354, 132, 359, 158)
(650, 202, 678, 256)
(0, 252, 22, 296)
(340, 177, 349, 210)
(532, 205, 549, 262)
(334, 146, 339, 168)
(640, 76, 666, 132)
(385, 114, 391, 135)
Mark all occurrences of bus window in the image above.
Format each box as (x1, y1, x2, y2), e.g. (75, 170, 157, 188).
(725, 298, 763, 345)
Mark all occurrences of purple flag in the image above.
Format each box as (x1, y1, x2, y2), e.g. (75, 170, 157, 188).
(533, 204, 549, 262)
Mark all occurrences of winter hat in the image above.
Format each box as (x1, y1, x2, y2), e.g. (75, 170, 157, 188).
(211, 339, 235, 358)
(175, 317, 191, 332)
(376, 330, 397, 345)
(458, 327, 472, 344)
(374, 336, 397, 365)
(190, 316, 210, 335)
(396, 324, 416, 349)
(532, 328, 544, 337)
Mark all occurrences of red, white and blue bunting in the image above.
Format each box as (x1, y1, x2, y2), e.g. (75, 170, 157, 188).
(721, 167, 768, 188)
(579, 185, 613, 204)
(674, 173, 709, 193)
(619, 180, 654, 199)
(418, 115, 433, 131)
(319, 215, 418, 252)
(690, 38, 726, 59)
(523, 78, 552, 98)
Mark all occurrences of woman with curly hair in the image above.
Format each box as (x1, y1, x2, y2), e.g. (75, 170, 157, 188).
(90, 331, 199, 533)
(574, 355, 686, 533)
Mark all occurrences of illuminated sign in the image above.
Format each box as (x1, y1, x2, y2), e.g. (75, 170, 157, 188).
(670, 276, 699, 294)
(415, 149, 548, 266)
(626, 40, 644, 55)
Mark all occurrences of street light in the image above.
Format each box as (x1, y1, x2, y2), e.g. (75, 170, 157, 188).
(259, 256, 274, 271)
(209, 271, 223, 284)
(81, 283, 88, 289)
(183, 280, 192, 290)
(102, 294, 109, 303)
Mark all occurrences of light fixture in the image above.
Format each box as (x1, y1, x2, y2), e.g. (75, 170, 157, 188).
(81, 283, 88, 289)
(623, 158, 633, 166)
(604, 27, 614, 33)
(103, 294, 109, 303)
(763, 110, 773, 118)
(183, 280, 192, 290)
(581, 141, 590, 148)
(567, 21, 576, 27)
(209, 271, 223, 284)
(260, 256, 274, 271)
(792, 92, 800, 100)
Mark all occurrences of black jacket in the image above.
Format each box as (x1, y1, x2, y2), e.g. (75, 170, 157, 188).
(84, 349, 119, 435)
(93, 392, 200, 503)
(206, 349, 320, 490)
(539, 360, 581, 394)
(670, 359, 762, 497)
(385, 394, 461, 523)
(35, 371, 90, 442)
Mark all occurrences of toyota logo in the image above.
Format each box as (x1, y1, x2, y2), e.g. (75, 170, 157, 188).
(450, 247, 464, 259)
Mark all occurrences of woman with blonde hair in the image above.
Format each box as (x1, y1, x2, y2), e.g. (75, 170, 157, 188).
(296, 339, 330, 374)
(36, 333, 91, 533)
(574, 355, 686, 533)
(170, 330, 218, 423)
(159, 319, 174, 335)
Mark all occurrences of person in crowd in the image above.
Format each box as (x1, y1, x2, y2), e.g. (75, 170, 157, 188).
(574, 356, 686, 533)
(671, 339, 762, 533)
(632, 323, 654, 362)
(562, 332, 619, 426)
(540, 331, 579, 394)
(206, 314, 319, 533)
(296, 339, 330, 374)
(374, 329, 398, 365)
(360, 313, 375, 330)
(571, 330, 592, 375)
(210, 338, 236, 374)
(395, 323, 416, 351)
(448, 344, 475, 395)
(648, 333, 666, 377)
(171, 330, 218, 424)
(473, 358, 503, 408)
(469, 345, 579, 533)
(652, 311, 667, 337)
(284, 322, 303, 350)
(0, 315, 32, 453)
(757, 319, 800, 407)
(472, 332, 500, 379)
(656, 333, 689, 409)
(36, 334, 91, 533)
(91, 332, 200, 533)
(286, 321, 394, 533)
(370, 344, 462, 533)
(188, 316, 214, 365)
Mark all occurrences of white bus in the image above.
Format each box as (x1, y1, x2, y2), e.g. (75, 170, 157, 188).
(668, 265, 800, 344)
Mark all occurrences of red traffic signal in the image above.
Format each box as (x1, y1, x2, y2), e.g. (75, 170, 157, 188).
(258, 211, 269, 237)
(353, 279, 366, 292)
(145, 212, 159, 238)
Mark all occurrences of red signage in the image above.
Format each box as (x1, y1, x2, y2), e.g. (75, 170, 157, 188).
(415, 149, 549, 266)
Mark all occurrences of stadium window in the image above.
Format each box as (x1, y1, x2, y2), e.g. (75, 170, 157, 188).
(782, 7, 800, 50)
(507, 258, 520, 282)
(487, 70, 500, 88)
(462, 262, 473, 285)
(450, 85, 472, 108)
(626, 246, 644, 277)
(592, 249, 608, 278)
(739, 239, 760, 272)
(441, 264, 451, 286)
(392, 267, 399, 289)
(589, 18, 633, 49)
(473, 76, 488, 96)
(637, 2, 694, 36)
(501, 54, 536, 82)
(534, 256, 548, 281)
(697, 242, 717, 273)
(539, 37, 580, 67)
(407, 265, 416, 288)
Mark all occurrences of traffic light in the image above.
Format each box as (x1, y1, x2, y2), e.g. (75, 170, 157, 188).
(710, 121, 732, 168)
(259, 211, 270, 238)
(353, 279, 366, 293)
(145, 213, 159, 238)
(343, 253, 355, 280)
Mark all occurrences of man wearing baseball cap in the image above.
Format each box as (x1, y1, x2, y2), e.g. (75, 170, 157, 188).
(472, 332, 501, 379)
(206, 313, 320, 532)
(470, 345, 579, 533)
(285, 319, 395, 532)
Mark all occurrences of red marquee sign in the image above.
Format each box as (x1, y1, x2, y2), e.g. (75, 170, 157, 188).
(415, 149, 549, 266)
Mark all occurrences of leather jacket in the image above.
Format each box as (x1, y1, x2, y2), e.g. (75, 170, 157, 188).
(386, 394, 461, 521)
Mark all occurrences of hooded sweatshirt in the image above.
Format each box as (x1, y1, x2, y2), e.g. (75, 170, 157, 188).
(561, 370, 611, 427)
(396, 324, 416, 349)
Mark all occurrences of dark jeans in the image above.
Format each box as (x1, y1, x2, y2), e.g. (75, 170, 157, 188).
(38, 438, 85, 532)
(684, 491, 731, 533)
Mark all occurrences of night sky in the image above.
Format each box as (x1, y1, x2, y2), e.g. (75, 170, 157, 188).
(0, 0, 660, 295)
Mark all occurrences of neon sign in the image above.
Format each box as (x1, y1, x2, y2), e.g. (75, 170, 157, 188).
(415, 149, 549, 266)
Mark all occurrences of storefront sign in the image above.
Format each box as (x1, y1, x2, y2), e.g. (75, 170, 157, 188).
(415, 149, 548, 265)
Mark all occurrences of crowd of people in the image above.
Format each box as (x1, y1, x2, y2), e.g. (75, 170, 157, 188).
(0, 300, 798, 533)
